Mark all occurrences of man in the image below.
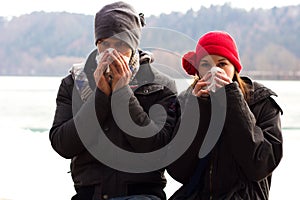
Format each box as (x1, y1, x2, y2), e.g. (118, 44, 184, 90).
(49, 1, 178, 200)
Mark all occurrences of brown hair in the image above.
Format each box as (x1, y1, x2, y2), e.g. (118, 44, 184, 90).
(232, 71, 250, 102)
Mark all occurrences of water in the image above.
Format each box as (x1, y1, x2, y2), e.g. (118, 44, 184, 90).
(0, 76, 299, 200)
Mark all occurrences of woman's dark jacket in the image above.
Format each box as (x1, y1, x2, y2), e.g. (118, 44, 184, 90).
(167, 77, 283, 200)
(49, 49, 178, 200)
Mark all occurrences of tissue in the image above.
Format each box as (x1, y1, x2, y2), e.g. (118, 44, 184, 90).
(205, 66, 224, 92)
(95, 48, 130, 73)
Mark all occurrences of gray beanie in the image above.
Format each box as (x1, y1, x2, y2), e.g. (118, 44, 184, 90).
(94, 1, 145, 50)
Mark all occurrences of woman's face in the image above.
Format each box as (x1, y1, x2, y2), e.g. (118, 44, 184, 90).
(198, 55, 235, 79)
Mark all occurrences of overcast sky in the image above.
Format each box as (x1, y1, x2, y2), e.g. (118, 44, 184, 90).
(1, 0, 299, 18)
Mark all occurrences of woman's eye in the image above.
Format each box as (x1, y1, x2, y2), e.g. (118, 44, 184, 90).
(200, 63, 211, 68)
(217, 62, 227, 67)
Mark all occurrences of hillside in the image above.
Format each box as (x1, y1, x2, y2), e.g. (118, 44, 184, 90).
(0, 4, 299, 79)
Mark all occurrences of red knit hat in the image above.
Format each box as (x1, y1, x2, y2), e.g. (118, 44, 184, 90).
(182, 31, 242, 75)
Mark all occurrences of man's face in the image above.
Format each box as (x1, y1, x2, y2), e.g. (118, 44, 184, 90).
(97, 37, 132, 58)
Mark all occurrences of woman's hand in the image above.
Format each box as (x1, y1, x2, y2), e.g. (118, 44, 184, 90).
(192, 68, 232, 97)
(192, 74, 211, 97)
(212, 69, 232, 90)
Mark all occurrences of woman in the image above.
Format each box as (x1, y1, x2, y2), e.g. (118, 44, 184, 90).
(167, 31, 283, 199)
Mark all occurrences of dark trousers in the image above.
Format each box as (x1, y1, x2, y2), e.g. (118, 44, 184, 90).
(71, 186, 95, 200)
(71, 186, 161, 200)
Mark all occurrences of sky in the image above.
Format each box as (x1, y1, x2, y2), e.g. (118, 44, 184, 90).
(1, 0, 300, 18)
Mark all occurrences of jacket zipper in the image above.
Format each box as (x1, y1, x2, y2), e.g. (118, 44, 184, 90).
(209, 159, 213, 200)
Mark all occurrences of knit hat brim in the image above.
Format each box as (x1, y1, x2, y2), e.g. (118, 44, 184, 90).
(94, 1, 144, 50)
(182, 31, 243, 76)
(196, 44, 242, 73)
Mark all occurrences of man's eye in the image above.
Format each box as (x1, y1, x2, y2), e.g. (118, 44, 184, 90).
(116, 41, 127, 48)
(100, 41, 109, 47)
(115, 42, 123, 48)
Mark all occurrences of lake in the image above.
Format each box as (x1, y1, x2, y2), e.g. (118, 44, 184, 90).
(0, 76, 299, 200)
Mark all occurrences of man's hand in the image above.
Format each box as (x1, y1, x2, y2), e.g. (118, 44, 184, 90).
(108, 49, 132, 92)
(94, 51, 112, 96)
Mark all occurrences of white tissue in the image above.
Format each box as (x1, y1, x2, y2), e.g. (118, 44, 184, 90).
(106, 48, 115, 54)
(95, 48, 115, 65)
(95, 48, 130, 73)
(206, 66, 224, 92)
(96, 48, 130, 66)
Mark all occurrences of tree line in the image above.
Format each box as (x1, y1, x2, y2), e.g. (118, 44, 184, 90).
(0, 4, 299, 79)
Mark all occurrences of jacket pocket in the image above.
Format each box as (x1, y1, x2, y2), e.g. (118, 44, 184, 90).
(134, 84, 164, 95)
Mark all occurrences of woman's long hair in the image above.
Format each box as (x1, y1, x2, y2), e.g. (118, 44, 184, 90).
(233, 71, 250, 103)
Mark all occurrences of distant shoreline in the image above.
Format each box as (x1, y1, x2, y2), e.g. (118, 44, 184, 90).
(1, 70, 300, 80)
(241, 70, 300, 80)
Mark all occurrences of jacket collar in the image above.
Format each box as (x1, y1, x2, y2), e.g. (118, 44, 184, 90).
(241, 76, 277, 106)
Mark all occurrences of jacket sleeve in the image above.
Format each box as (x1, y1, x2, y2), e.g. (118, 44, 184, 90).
(109, 81, 179, 153)
(224, 82, 283, 181)
(49, 76, 110, 159)
(166, 90, 211, 184)
(166, 117, 200, 184)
